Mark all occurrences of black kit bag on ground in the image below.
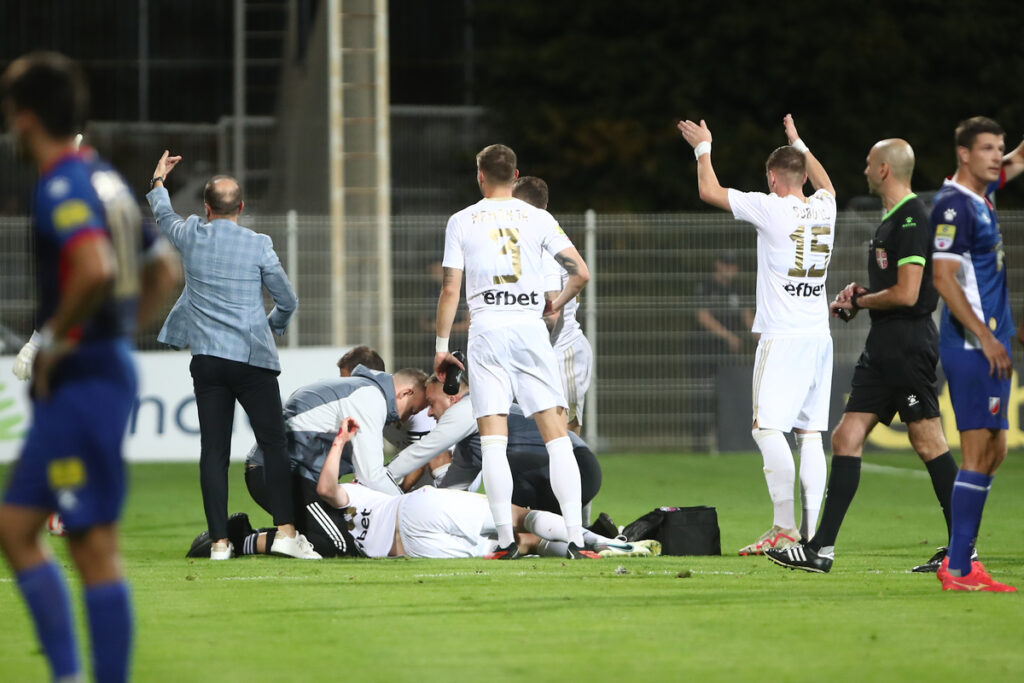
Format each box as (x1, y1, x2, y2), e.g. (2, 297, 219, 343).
(621, 506, 721, 556)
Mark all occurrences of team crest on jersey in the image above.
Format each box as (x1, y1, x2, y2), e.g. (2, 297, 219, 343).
(943, 208, 956, 222)
(934, 224, 956, 251)
(989, 397, 1001, 415)
(47, 177, 70, 198)
(875, 248, 888, 269)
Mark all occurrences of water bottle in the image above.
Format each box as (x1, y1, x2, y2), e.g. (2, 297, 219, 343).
(443, 350, 466, 395)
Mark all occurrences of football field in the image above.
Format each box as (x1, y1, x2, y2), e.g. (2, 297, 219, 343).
(2, 452, 1022, 682)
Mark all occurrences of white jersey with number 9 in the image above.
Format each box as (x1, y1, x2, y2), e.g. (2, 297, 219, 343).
(442, 197, 572, 335)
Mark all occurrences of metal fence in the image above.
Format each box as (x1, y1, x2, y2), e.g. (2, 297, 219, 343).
(3, 210, 1024, 451)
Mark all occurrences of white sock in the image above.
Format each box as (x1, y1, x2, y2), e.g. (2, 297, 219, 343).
(796, 432, 826, 540)
(582, 528, 610, 547)
(431, 462, 450, 486)
(537, 539, 570, 557)
(481, 435, 514, 546)
(752, 428, 796, 530)
(545, 436, 584, 545)
(523, 509, 568, 541)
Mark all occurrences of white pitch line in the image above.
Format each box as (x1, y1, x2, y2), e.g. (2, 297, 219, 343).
(861, 462, 928, 479)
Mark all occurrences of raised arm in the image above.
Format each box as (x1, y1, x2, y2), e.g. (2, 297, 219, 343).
(145, 151, 189, 247)
(778, 114, 835, 197)
(677, 119, 731, 211)
(1002, 135, 1024, 184)
(783, 114, 835, 198)
(316, 417, 359, 507)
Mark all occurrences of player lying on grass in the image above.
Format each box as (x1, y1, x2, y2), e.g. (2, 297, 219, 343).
(317, 419, 657, 559)
(386, 374, 601, 519)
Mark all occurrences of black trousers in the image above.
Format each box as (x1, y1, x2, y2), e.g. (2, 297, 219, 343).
(439, 445, 602, 513)
(190, 355, 293, 539)
(245, 466, 360, 558)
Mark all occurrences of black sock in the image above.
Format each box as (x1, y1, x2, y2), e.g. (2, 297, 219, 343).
(924, 451, 957, 540)
(239, 532, 261, 556)
(807, 455, 861, 551)
(261, 529, 277, 554)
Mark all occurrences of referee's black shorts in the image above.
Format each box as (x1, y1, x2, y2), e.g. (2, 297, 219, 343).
(845, 316, 940, 425)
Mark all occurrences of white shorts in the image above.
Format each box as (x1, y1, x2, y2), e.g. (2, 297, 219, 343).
(468, 319, 567, 419)
(397, 487, 498, 558)
(752, 333, 833, 432)
(554, 334, 593, 425)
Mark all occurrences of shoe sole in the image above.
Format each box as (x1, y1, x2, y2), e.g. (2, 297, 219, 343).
(766, 553, 830, 574)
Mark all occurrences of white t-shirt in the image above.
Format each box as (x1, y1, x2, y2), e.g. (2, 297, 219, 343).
(442, 197, 573, 334)
(542, 253, 584, 350)
(728, 188, 837, 335)
(340, 483, 403, 558)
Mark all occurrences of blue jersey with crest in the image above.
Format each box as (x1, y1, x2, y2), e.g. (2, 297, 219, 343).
(930, 176, 1013, 349)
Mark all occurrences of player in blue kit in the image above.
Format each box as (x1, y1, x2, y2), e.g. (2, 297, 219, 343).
(930, 116, 1024, 592)
(0, 52, 174, 682)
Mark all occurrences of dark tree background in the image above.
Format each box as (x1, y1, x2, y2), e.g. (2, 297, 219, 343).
(459, 0, 1024, 211)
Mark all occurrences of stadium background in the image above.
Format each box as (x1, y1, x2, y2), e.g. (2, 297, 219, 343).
(2, 0, 1024, 452)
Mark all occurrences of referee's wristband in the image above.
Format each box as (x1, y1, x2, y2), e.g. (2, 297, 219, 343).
(435, 336, 449, 353)
(693, 141, 711, 160)
(851, 290, 866, 310)
(791, 138, 810, 154)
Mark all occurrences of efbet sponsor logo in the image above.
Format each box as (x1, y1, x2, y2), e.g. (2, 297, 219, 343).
(482, 290, 542, 306)
(783, 282, 824, 297)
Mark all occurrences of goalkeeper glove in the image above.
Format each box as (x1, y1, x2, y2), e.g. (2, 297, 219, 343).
(12, 330, 41, 381)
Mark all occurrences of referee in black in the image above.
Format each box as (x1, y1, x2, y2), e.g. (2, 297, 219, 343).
(768, 138, 958, 574)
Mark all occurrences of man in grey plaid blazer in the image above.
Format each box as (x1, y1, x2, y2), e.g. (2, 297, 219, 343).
(146, 150, 319, 560)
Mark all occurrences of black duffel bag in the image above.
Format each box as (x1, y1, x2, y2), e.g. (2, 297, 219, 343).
(621, 506, 721, 556)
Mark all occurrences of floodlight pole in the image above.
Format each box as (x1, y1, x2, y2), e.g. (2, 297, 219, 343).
(327, 0, 347, 346)
(233, 0, 246, 186)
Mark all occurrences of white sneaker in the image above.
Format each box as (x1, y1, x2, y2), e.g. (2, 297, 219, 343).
(210, 540, 233, 560)
(270, 532, 322, 559)
(738, 526, 801, 556)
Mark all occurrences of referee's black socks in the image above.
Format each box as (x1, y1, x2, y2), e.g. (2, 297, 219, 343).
(807, 455, 861, 552)
(924, 451, 957, 539)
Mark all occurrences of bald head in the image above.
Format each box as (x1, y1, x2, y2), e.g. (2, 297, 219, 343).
(204, 175, 243, 217)
(864, 138, 915, 197)
(872, 139, 915, 181)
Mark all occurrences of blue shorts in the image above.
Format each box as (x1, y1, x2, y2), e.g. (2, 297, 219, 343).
(3, 343, 137, 531)
(940, 342, 1011, 431)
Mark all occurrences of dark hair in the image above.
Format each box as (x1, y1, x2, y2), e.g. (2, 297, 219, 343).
(337, 345, 385, 375)
(1, 51, 88, 137)
(476, 144, 517, 184)
(765, 145, 806, 180)
(955, 116, 1004, 150)
(203, 175, 243, 215)
(513, 176, 549, 209)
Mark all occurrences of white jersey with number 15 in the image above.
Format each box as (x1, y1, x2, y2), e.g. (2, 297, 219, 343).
(442, 197, 572, 333)
(728, 188, 836, 335)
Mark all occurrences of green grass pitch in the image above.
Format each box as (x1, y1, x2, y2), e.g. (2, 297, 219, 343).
(2, 452, 1022, 682)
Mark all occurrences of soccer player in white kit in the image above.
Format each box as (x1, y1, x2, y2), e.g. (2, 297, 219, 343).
(512, 176, 594, 436)
(678, 114, 836, 555)
(434, 144, 591, 559)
